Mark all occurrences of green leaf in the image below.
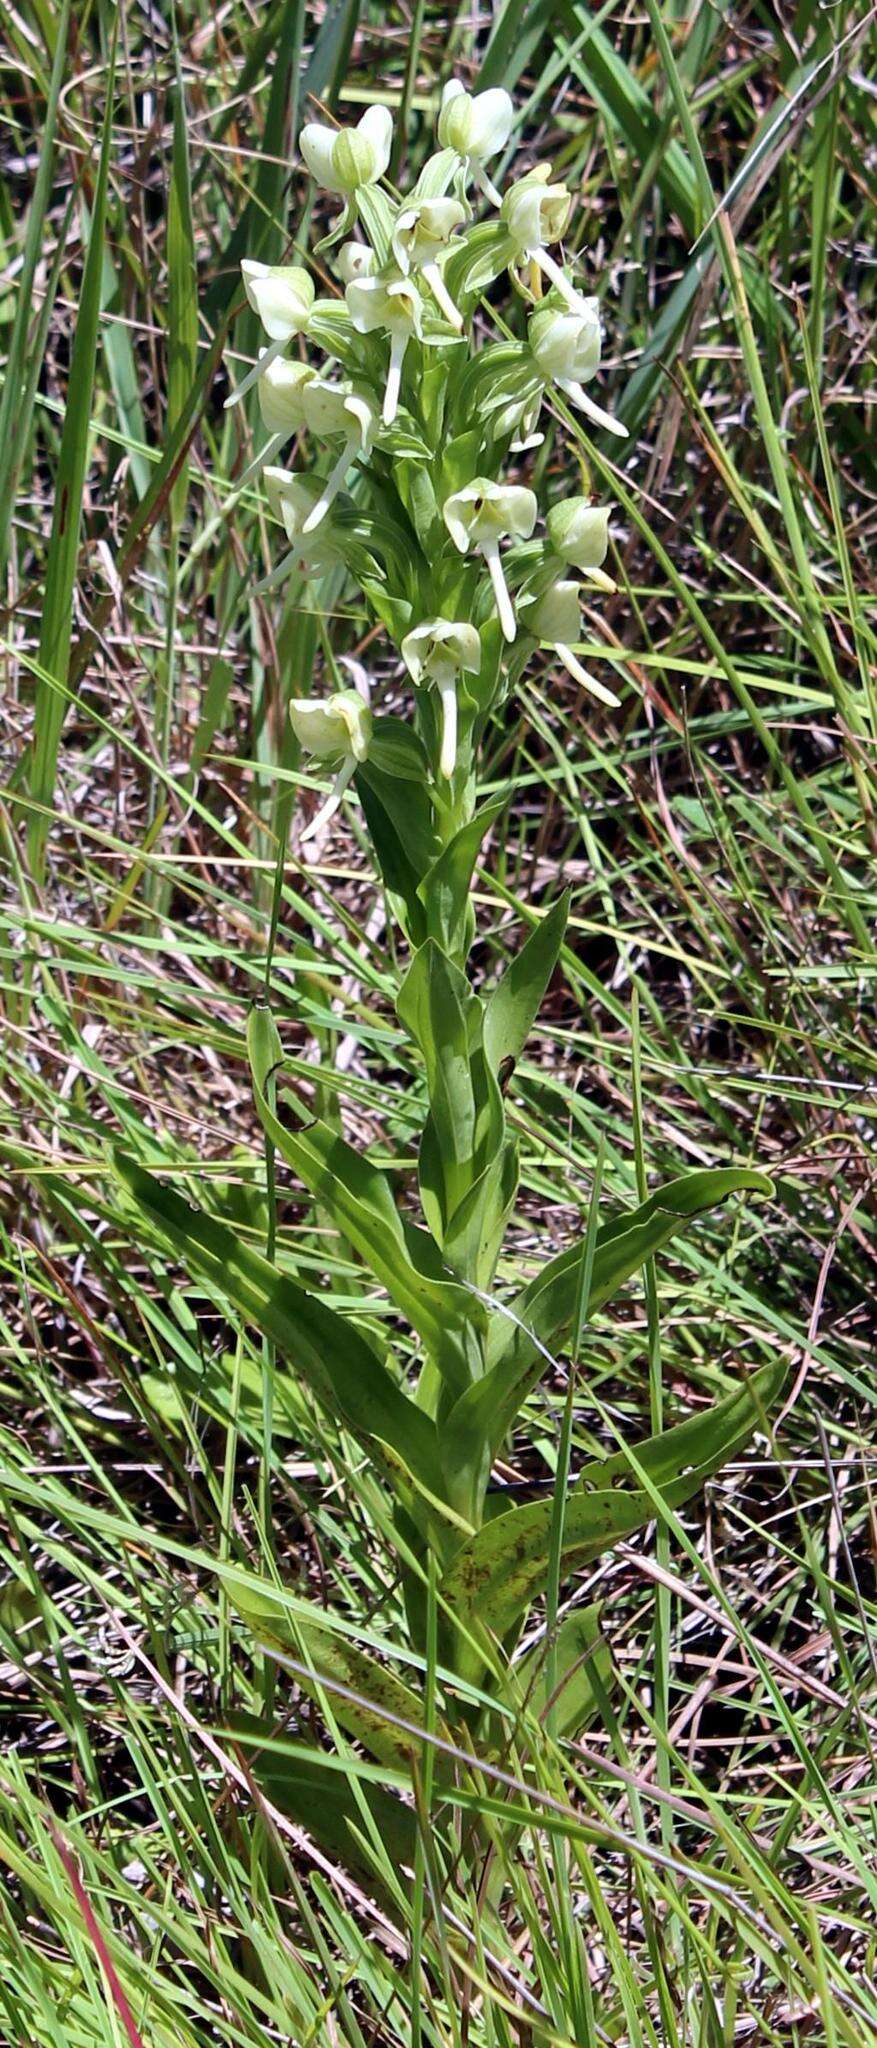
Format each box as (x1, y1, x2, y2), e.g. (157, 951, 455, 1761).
(27, 25, 117, 882)
(513, 1604, 610, 1741)
(232, 1583, 446, 1770)
(251, 1072, 484, 1397)
(229, 1722, 417, 1884)
(398, 941, 499, 1238)
(167, 68, 198, 533)
(443, 1168, 776, 1482)
(419, 801, 505, 962)
(0, 0, 70, 577)
(114, 1154, 447, 1510)
(483, 890, 570, 1078)
(442, 1359, 785, 1663)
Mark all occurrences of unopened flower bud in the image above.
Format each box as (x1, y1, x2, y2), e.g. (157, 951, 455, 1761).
(547, 500, 610, 573)
(437, 82, 513, 165)
(300, 106, 393, 196)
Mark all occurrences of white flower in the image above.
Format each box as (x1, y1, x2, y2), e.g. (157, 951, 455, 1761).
(295, 378, 378, 528)
(524, 579, 619, 707)
(437, 83, 514, 202)
(345, 274, 424, 425)
(241, 260, 315, 341)
(401, 618, 481, 778)
(546, 500, 614, 587)
(299, 105, 393, 195)
(529, 298, 627, 439)
(289, 677, 373, 843)
(501, 166, 593, 315)
(335, 241, 377, 284)
(257, 357, 315, 438)
(529, 299, 600, 383)
(261, 469, 340, 584)
(225, 267, 315, 409)
(442, 476, 537, 642)
(503, 167, 572, 254)
(391, 198, 466, 330)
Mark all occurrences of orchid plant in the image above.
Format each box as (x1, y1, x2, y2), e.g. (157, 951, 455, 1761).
(123, 80, 779, 1890)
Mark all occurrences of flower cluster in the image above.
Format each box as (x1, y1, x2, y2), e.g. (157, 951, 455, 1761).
(226, 83, 627, 839)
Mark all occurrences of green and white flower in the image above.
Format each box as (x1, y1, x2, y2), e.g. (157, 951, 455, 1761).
(546, 499, 615, 588)
(299, 105, 393, 195)
(443, 476, 537, 642)
(335, 240, 378, 284)
(298, 378, 378, 529)
(524, 578, 620, 706)
(529, 299, 627, 439)
(289, 677, 373, 843)
(257, 357, 315, 438)
(391, 198, 467, 330)
(502, 167, 588, 312)
(345, 273, 424, 425)
(260, 470, 340, 589)
(226, 262, 316, 407)
(401, 618, 482, 778)
(437, 82, 514, 204)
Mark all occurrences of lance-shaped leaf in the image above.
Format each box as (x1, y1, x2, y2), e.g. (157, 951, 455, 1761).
(512, 1603, 610, 1741)
(398, 941, 507, 1266)
(233, 1580, 450, 1771)
(230, 1723, 418, 1888)
(115, 1154, 447, 1510)
(442, 1358, 784, 1670)
(419, 800, 505, 963)
(251, 1070, 484, 1396)
(442, 1168, 775, 1486)
(483, 890, 570, 1078)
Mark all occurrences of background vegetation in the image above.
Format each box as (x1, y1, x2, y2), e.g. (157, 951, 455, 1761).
(1, 0, 875, 2043)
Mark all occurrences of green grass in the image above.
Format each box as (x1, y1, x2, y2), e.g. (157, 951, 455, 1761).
(1, 1, 876, 2044)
